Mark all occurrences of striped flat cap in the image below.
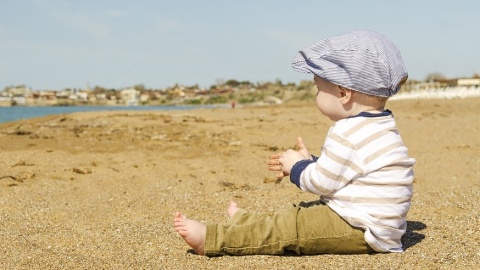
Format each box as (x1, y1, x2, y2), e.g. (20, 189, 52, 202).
(292, 30, 408, 97)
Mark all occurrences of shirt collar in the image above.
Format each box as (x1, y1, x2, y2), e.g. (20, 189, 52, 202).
(348, 109, 392, 118)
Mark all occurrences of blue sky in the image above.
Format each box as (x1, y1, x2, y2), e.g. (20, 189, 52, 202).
(1, 0, 479, 90)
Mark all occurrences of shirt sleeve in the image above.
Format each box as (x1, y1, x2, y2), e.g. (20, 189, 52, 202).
(290, 131, 364, 195)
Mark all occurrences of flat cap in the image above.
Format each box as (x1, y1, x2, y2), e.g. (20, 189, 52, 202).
(292, 30, 408, 97)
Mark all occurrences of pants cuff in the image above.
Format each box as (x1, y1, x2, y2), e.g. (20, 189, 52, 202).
(204, 223, 218, 256)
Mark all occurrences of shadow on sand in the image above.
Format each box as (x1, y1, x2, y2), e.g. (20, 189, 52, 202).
(402, 220, 426, 250)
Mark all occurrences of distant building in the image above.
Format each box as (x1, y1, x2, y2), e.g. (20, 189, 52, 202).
(140, 93, 150, 103)
(457, 78, 480, 87)
(77, 91, 89, 102)
(0, 96, 12, 107)
(7, 86, 31, 97)
(411, 82, 445, 91)
(120, 88, 140, 106)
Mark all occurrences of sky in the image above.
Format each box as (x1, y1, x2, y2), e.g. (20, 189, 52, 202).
(1, 0, 479, 90)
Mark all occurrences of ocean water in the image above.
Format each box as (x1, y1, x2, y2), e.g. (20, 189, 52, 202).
(0, 105, 222, 124)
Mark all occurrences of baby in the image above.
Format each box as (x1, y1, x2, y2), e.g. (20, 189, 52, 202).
(174, 30, 415, 256)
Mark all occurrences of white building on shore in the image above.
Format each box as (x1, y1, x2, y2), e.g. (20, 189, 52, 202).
(120, 88, 140, 106)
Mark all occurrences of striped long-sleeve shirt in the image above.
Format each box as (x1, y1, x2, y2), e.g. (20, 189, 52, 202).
(290, 110, 415, 252)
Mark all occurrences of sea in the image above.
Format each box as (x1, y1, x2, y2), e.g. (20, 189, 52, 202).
(0, 105, 224, 124)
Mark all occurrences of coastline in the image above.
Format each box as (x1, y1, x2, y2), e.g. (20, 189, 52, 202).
(3, 86, 479, 124)
(0, 104, 228, 124)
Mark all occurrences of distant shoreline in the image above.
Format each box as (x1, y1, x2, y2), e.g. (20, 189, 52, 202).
(0, 104, 228, 124)
(2, 87, 480, 124)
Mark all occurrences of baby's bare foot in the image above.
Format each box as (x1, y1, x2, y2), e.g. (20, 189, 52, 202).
(173, 212, 206, 255)
(227, 201, 239, 218)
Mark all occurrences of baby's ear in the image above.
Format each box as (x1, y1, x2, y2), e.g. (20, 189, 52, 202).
(338, 86, 353, 104)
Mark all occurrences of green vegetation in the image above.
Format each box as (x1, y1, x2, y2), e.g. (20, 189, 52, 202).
(2, 75, 439, 107)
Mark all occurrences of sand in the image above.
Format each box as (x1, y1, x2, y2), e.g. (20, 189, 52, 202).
(0, 98, 479, 269)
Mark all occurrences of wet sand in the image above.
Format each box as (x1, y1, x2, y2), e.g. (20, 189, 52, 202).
(0, 98, 479, 269)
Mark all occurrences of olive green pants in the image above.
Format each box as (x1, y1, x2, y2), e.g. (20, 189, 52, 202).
(204, 201, 374, 256)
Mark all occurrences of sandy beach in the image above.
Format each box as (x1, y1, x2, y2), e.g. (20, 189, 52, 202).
(0, 98, 479, 269)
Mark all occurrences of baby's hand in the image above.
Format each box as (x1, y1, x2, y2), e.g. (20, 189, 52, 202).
(278, 149, 306, 175)
(294, 137, 312, 160)
(267, 153, 288, 179)
(267, 137, 312, 180)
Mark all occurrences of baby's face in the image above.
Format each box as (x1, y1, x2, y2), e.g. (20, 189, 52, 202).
(313, 76, 346, 121)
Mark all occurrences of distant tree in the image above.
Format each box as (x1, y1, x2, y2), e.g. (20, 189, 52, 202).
(93, 86, 107, 93)
(187, 84, 199, 89)
(105, 89, 118, 99)
(225, 79, 240, 87)
(133, 84, 145, 91)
